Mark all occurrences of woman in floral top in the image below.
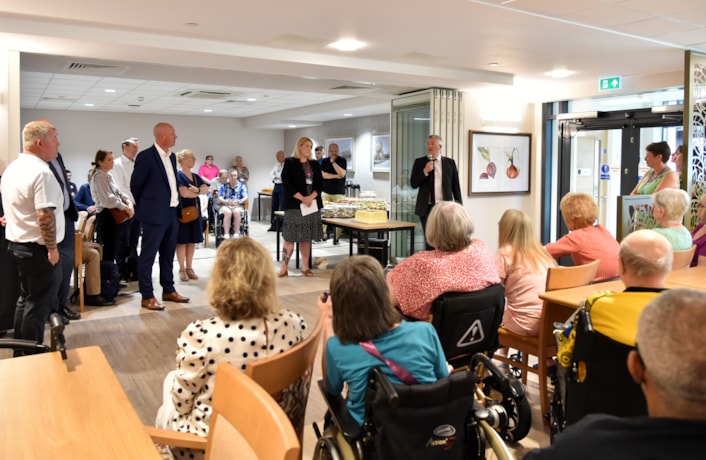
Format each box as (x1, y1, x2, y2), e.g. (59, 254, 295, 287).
(387, 202, 500, 321)
(155, 238, 307, 459)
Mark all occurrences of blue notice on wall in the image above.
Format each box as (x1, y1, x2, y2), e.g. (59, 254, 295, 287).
(600, 164, 610, 181)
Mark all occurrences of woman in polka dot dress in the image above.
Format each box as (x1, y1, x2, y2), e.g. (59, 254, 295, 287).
(155, 238, 307, 459)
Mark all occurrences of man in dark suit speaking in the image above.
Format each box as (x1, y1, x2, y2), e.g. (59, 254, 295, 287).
(131, 122, 189, 310)
(410, 134, 462, 249)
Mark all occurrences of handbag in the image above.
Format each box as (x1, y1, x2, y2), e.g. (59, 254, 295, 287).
(110, 207, 131, 224)
(178, 175, 202, 224)
(179, 204, 199, 223)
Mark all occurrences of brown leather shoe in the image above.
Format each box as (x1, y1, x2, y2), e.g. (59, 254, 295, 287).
(162, 291, 190, 303)
(141, 297, 165, 311)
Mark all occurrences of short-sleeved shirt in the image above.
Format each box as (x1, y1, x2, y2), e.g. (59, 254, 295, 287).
(387, 239, 500, 321)
(651, 226, 693, 251)
(321, 156, 347, 195)
(1, 153, 65, 245)
(545, 224, 620, 282)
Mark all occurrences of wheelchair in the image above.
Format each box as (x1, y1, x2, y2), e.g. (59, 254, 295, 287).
(546, 306, 647, 442)
(214, 198, 249, 247)
(313, 357, 515, 460)
(430, 285, 532, 443)
(0, 312, 68, 359)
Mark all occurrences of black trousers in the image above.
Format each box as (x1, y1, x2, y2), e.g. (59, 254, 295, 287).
(8, 242, 61, 343)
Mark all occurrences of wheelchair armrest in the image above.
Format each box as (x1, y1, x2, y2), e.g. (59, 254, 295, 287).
(0, 339, 51, 354)
(317, 380, 362, 440)
(144, 426, 207, 450)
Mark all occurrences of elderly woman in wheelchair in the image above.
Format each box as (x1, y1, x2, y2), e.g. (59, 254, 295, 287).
(217, 168, 247, 239)
(313, 255, 521, 460)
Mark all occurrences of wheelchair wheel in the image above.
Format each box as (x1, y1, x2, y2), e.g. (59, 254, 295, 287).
(482, 376, 532, 442)
(313, 436, 343, 460)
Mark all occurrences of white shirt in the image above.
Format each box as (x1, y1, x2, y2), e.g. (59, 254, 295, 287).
(111, 154, 135, 204)
(270, 161, 284, 184)
(2, 153, 65, 245)
(155, 144, 179, 207)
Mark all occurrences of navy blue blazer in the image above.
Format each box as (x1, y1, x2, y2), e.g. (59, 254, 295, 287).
(130, 145, 178, 225)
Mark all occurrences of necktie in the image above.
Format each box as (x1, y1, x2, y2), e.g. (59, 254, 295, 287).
(429, 158, 436, 205)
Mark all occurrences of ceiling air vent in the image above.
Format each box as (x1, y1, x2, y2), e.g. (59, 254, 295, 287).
(63, 61, 129, 76)
(331, 85, 370, 91)
(176, 90, 236, 100)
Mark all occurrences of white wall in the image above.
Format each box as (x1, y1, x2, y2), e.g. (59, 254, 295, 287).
(284, 114, 391, 200)
(21, 109, 285, 210)
(458, 88, 539, 252)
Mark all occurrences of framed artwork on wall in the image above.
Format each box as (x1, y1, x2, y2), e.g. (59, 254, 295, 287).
(326, 137, 354, 171)
(371, 133, 391, 172)
(469, 131, 531, 195)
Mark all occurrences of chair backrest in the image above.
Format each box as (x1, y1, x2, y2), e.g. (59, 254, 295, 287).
(244, 317, 323, 445)
(671, 245, 696, 270)
(83, 215, 96, 242)
(365, 367, 478, 460)
(545, 260, 600, 291)
(565, 309, 647, 425)
(206, 362, 300, 460)
(430, 284, 505, 368)
(76, 211, 88, 233)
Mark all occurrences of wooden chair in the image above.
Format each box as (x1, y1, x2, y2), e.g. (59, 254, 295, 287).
(672, 245, 696, 270)
(146, 361, 300, 460)
(72, 215, 97, 312)
(245, 317, 323, 456)
(495, 259, 600, 419)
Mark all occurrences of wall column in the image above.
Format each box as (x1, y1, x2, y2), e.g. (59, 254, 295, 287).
(0, 48, 21, 174)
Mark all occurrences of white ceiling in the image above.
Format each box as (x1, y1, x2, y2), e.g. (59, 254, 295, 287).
(3, 0, 706, 129)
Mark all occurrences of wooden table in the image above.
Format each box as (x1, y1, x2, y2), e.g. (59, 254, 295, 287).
(321, 217, 417, 258)
(0, 346, 161, 459)
(665, 264, 706, 288)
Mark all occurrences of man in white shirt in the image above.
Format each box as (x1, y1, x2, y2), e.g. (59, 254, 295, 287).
(112, 137, 140, 282)
(1, 120, 64, 348)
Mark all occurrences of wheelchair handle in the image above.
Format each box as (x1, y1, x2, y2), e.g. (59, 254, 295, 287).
(49, 313, 68, 360)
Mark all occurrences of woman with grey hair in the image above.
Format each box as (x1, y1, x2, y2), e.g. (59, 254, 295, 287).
(386, 201, 499, 321)
(650, 188, 692, 250)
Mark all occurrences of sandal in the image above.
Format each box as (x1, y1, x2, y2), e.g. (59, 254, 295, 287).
(302, 268, 314, 277)
(179, 270, 189, 282)
(277, 269, 289, 278)
(186, 268, 198, 280)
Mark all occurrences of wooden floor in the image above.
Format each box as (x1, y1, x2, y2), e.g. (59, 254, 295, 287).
(7, 219, 550, 458)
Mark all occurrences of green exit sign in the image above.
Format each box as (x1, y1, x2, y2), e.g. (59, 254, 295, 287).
(599, 76, 621, 91)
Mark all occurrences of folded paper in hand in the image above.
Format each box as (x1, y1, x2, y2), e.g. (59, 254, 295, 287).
(300, 201, 318, 217)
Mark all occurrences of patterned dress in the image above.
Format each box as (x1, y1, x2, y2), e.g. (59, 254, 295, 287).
(159, 310, 307, 460)
(387, 239, 500, 320)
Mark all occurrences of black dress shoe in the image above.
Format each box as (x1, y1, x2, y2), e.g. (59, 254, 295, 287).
(60, 314, 70, 325)
(85, 294, 116, 307)
(62, 307, 81, 320)
(119, 280, 128, 289)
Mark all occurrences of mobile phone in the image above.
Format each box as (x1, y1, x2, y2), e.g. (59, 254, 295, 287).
(322, 291, 329, 302)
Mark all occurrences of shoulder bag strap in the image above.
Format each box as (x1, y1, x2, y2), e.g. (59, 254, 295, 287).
(359, 341, 419, 385)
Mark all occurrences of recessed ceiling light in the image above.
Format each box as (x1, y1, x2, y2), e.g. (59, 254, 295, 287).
(328, 39, 366, 52)
(104, 89, 116, 93)
(489, 62, 499, 67)
(203, 109, 212, 113)
(288, 124, 297, 128)
(247, 98, 257, 102)
(343, 113, 353, 117)
(84, 103, 94, 107)
(185, 22, 199, 27)
(545, 69, 575, 78)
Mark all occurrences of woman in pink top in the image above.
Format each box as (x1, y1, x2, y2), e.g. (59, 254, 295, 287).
(387, 202, 500, 321)
(497, 210, 557, 336)
(545, 192, 620, 281)
(197, 154, 219, 185)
